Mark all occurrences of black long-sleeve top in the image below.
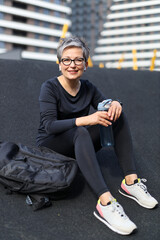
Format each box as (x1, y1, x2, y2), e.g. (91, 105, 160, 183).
(36, 77, 105, 145)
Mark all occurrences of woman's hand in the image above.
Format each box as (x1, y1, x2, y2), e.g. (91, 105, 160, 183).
(108, 101, 122, 122)
(76, 111, 112, 127)
(75, 101, 122, 127)
(87, 111, 113, 127)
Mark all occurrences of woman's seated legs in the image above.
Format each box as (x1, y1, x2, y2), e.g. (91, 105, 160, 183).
(40, 126, 109, 197)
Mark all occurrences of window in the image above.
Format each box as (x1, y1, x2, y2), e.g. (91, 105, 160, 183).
(13, 43, 26, 50)
(0, 41, 5, 48)
(35, 20, 40, 26)
(35, 6, 40, 12)
(56, 25, 62, 30)
(54, 0, 60, 4)
(44, 35, 50, 41)
(44, 48, 50, 53)
(13, 15, 27, 23)
(0, 27, 3, 33)
(35, 47, 40, 52)
(13, 29, 27, 37)
(43, 9, 50, 15)
(54, 12, 60, 17)
(12, 1, 27, 9)
(35, 33, 40, 39)
(43, 22, 50, 28)
(0, 12, 4, 19)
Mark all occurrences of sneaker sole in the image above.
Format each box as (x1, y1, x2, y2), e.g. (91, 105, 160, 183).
(118, 189, 157, 209)
(93, 210, 136, 235)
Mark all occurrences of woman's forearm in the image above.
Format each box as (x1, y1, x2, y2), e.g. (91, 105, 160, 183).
(75, 116, 90, 126)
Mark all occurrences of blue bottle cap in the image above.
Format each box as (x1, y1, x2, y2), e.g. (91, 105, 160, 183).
(98, 99, 112, 111)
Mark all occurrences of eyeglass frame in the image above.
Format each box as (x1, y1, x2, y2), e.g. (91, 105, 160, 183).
(60, 57, 85, 66)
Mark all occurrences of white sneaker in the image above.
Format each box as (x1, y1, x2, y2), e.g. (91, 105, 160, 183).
(119, 178, 158, 209)
(93, 198, 137, 235)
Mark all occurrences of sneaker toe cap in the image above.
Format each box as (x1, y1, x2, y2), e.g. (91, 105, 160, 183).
(115, 218, 137, 235)
(143, 197, 158, 208)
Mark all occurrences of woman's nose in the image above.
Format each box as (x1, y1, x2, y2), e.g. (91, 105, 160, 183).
(70, 61, 76, 67)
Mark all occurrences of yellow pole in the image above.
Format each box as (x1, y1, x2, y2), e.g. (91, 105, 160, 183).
(117, 53, 125, 69)
(99, 63, 104, 68)
(132, 49, 138, 70)
(88, 56, 93, 67)
(61, 24, 69, 38)
(150, 49, 157, 71)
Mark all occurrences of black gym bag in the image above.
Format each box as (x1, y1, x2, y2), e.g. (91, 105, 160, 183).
(0, 142, 78, 210)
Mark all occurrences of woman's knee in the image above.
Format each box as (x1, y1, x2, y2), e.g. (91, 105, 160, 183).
(75, 126, 89, 136)
(73, 126, 90, 142)
(119, 111, 130, 128)
(73, 126, 101, 151)
(113, 111, 127, 128)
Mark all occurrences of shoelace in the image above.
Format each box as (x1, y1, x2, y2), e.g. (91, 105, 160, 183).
(137, 178, 148, 193)
(111, 199, 128, 219)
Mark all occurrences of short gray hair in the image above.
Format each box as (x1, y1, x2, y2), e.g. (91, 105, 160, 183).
(57, 36, 90, 62)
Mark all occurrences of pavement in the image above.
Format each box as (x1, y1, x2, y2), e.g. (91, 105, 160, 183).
(0, 59, 160, 240)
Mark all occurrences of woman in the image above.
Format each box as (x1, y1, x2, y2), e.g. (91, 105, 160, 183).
(36, 37, 158, 235)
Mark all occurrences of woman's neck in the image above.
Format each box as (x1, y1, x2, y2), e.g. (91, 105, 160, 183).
(58, 75, 81, 96)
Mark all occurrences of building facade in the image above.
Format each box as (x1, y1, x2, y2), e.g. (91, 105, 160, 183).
(0, 0, 71, 61)
(69, 0, 112, 57)
(93, 0, 160, 71)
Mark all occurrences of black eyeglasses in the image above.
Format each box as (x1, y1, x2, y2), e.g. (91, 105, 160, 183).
(60, 58, 85, 66)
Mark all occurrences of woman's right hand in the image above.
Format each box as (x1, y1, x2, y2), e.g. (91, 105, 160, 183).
(76, 111, 112, 127)
(87, 111, 112, 127)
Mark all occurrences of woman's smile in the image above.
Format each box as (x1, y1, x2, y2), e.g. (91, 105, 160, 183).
(68, 69, 78, 74)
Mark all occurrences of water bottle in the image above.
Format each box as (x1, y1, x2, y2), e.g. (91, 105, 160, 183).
(97, 99, 114, 147)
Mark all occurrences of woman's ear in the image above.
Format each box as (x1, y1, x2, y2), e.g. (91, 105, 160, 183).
(84, 62, 88, 71)
(59, 65, 61, 71)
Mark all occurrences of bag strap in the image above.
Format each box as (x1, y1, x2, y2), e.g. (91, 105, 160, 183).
(26, 194, 52, 211)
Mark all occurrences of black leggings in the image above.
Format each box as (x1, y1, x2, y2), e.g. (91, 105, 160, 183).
(40, 112, 137, 197)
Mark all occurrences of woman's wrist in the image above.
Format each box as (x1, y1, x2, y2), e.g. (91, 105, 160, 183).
(75, 116, 89, 126)
(114, 99, 123, 106)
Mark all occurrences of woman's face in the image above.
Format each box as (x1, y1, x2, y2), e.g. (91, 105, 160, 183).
(59, 47, 88, 81)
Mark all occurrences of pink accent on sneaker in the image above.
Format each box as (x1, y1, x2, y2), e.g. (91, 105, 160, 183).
(96, 203, 104, 218)
(121, 183, 131, 195)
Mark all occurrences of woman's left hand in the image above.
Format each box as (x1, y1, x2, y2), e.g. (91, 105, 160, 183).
(108, 101, 122, 122)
